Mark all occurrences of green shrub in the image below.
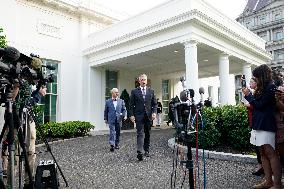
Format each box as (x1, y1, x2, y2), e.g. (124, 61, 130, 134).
(0, 28, 7, 48)
(188, 107, 221, 149)
(37, 121, 94, 138)
(220, 105, 252, 150)
(198, 107, 221, 148)
(175, 105, 253, 152)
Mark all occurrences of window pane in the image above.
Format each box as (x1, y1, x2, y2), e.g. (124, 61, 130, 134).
(44, 95, 50, 122)
(52, 84, 57, 94)
(162, 101, 169, 107)
(162, 93, 169, 100)
(47, 83, 52, 93)
(105, 70, 118, 100)
(162, 80, 170, 121)
(51, 95, 57, 116)
(42, 59, 58, 123)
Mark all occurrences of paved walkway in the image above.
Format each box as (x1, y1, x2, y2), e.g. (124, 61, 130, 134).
(36, 127, 282, 189)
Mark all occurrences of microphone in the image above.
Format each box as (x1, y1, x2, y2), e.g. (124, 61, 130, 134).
(199, 87, 204, 95)
(31, 57, 42, 70)
(180, 90, 188, 102)
(180, 89, 195, 102)
(180, 76, 186, 90)
(199, 87, 205, 103)
(0, 46, 20, 62)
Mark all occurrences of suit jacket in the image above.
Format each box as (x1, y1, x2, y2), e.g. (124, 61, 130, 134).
(104, 98, 127, 124)
(244, 83, 277, 132)
(129, 86, 157, 122)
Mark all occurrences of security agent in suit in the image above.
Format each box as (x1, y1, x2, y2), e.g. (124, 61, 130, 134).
(129, 74, 157, 161)
(104, 88, 127, 152)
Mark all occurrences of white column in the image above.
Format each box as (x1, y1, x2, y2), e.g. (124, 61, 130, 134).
(219, 53, 230, 106)
(183, 40, 199, 100)
(243, 63, 252, 87)
(267, 30, 270, 41)
(91, 67, 106, 131)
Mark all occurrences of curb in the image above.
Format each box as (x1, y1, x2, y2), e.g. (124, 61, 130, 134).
(168, 138, 257, 164)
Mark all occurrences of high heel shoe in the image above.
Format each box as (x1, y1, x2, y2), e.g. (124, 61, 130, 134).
(252, 167, 264, 176)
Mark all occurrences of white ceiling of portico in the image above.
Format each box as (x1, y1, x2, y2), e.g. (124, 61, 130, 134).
(100, 42, 246, 79)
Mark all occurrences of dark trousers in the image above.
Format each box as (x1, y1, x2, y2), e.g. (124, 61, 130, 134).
(136, 113, 152, 153)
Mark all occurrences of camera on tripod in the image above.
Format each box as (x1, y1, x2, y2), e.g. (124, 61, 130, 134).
(0, 46, 67, 189)
(170, 76, 206, 189)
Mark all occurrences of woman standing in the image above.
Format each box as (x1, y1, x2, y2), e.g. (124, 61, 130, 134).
(242, 64, 282, 189)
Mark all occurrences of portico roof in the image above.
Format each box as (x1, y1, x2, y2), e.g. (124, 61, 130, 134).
(83, 0, 272, 77)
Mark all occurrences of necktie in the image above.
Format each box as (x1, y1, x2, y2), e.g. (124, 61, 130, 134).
(142, 87, 146, 99)
(113, 98, 117, 101)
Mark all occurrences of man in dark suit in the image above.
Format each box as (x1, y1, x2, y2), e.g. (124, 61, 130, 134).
(104, 88, 127, 152)
(129, 74, 157, 161)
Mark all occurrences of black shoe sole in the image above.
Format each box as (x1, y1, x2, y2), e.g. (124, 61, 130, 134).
(110, 145, 114, 152)
(137, 153, 143, 161)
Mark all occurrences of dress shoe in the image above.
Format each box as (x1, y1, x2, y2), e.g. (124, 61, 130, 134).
(144, 151, 150, 157)
(252, 168, 264, 176)
(115, 145, 119, 149)
(137, 152, 143, 161)
(110, 145, 114, 152)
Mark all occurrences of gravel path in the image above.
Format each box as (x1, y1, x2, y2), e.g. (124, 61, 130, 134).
(36, 128, 264, 189)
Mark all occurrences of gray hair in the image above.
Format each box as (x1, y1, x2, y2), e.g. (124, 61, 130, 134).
(139, 74, 147, 80)
(110, 88, 119, 93)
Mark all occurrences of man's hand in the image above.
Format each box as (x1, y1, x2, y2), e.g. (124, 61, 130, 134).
(241, 87, 250, 96)
(130, 116, 135, 123)
(151, 113, 156, 120)
(39, 87, 47, 97)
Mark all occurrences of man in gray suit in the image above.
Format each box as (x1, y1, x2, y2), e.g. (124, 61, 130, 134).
(104, 88, 127, 152)
(129, 74, 157, 161)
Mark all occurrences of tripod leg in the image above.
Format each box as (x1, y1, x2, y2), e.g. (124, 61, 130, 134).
(30, 110, 69, 187)
(25, 121, 36, 183)
(6, 106, 16, 189)
(187, 142, 194, 189)
(17, 128, 34, 188)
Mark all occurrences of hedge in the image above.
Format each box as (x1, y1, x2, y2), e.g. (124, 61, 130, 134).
(185, 105, 253, 151)
(37, 121, 94, 138)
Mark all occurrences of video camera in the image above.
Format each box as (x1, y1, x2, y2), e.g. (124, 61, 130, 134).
(0, 46, 55, 87)
(0, 46, 55, 107)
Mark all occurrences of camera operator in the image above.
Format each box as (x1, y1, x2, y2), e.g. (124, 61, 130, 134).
(2, 82, 47, 188)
